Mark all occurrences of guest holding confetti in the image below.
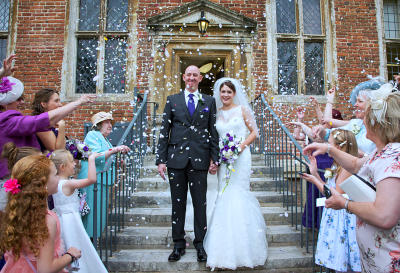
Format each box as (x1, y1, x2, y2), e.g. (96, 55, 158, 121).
(77, 111, 130, 238)
(50, 149, 107, 273)
(0, 55, 96, 182)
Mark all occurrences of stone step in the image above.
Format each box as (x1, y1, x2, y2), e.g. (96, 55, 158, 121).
(128, 191, 291, 208)
(106, 246, 313, 272)
(141, 165, 278, 177)
(114, 225, 302, 249)
(134, 177, 281, 192)
(120, 206, 299, 226)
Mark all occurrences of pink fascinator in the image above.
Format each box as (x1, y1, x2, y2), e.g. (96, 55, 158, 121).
(3, 178, 21, 194)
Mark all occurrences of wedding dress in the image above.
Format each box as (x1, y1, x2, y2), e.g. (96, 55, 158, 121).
(203, 105, 268, 270)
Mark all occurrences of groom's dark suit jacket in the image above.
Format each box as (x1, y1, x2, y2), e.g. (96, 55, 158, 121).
(156, 92, 219, 170)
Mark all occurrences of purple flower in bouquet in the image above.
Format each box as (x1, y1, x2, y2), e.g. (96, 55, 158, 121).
(65, 139, 91, 160)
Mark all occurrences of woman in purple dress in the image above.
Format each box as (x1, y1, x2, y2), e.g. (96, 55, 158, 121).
(0, 55, 95, 181)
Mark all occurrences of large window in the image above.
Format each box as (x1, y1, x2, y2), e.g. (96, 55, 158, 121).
(0, 0, 11, 66)
(67, 0, 131, 95)
(384, 0, 400, 81)
(275, 0, 326, 95)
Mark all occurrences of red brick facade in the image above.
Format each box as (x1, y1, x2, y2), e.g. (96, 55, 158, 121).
(10, 0, 383, 138)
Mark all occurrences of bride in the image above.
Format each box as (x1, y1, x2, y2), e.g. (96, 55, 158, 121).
(203, 77, 268, 270)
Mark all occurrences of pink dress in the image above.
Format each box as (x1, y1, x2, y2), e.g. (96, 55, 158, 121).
(0, 210, 66, 273)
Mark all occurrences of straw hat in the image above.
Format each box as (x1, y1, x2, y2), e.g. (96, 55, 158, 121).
(91, 112, 113, 128)
(0, 76, 24, 105)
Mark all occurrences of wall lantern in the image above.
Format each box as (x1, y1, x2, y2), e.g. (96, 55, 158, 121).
(197, 11, 209, 36)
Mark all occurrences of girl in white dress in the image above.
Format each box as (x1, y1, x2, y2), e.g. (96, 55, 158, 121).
(50, 149, 108, 273)
(204, 78, 268, 270)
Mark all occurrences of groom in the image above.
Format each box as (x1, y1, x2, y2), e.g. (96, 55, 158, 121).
(156, 65, 219, 262)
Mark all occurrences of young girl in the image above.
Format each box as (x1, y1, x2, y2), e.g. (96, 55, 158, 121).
(0, 154, 81, 272)
(301, 129, 361, 273)
(0, 142, 41, 212)
(50, 149, 107, 273)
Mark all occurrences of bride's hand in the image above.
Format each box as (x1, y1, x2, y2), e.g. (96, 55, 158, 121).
(239, 144, 246, 153)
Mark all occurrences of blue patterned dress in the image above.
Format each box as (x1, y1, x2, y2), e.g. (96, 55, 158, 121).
(315, 174, 361, 272)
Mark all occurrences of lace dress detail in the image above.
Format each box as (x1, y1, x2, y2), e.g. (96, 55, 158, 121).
(204, 106, 268, 270)
(53, 180, 107, 273)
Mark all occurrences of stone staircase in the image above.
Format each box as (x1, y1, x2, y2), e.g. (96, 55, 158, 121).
(107, 154, 313, 272)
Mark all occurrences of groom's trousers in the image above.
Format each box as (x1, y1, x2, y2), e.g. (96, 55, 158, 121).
(168, 161, 208, 249)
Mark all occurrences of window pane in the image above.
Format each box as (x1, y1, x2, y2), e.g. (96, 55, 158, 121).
(79, 0, 100, 31)
(106, 0, 128, 31)
(387, 44, 400, 81)
(278, 41, 298, 95)
(276, 0, 296, 34)
(0, 38, 6, 68)
(384, 0, 400, 39)
(303, 0, 322, 34)
(104, 38, 127, 94)
(76, 39, 98, 93)
(305, 42, 324, 95)
(0, 0, 10, 31)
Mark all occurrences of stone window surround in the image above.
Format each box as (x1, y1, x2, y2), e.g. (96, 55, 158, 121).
(378, 0, 400, 81)
(266, 0, 337, 104)
(60, 0, 138, 102)
(0, 0, 17, 62)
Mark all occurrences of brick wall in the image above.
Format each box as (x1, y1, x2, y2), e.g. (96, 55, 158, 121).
(15, 0, 66, 112)
(334, 0, 380, 118)
(10, 0, 382, 140)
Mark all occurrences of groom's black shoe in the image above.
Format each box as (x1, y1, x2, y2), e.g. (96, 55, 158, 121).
(196, 247, 207, 262)
(168, 247, 185, 262)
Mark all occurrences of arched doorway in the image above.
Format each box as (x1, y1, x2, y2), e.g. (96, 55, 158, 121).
(180, 56, 225, 96)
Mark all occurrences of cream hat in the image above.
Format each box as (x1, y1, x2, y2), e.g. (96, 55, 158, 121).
(91, 111, 113, 128)
(0, 76, 24, 105)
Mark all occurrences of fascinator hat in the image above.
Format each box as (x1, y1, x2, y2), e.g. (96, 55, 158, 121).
(0, 76, 24, 106)
(349, 77, 384, 106)
(368, 82, 398, 126)
(91, 111, 114, 128)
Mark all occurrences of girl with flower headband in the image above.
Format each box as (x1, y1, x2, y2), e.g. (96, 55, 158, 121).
(304, 89, 400, 272)
(0, 154, 81, 272)
(0, 142, 41, 212)
(49, 149, 107, 273)
(300, 129, 361, 272)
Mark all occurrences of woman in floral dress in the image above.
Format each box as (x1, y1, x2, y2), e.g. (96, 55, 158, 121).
(304, 84, 400, 273)
(301, 129, 361, 272)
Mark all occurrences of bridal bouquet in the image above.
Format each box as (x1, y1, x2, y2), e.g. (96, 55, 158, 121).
(65, 139, 91, 160)
(219, 132, 243, 192)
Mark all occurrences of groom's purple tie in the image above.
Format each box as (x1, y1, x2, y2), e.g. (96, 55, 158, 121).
(188, 93, 195, 116)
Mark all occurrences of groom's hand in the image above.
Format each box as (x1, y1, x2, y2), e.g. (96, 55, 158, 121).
(208, 160, 218, 175)
(158, 164, 167, 180)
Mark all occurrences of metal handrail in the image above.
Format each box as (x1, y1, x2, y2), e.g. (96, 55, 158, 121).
(258, 94, 308, 158)
(252, 94, 322, 271)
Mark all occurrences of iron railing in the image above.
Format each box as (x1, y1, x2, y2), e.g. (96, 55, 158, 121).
(84, 92, 150, 268)
(252, 94, 326, 272)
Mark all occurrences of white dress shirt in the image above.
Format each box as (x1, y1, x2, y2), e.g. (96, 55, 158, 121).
(184, 89, 200, 109)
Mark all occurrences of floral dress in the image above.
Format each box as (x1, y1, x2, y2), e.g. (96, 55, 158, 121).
(356, 143, 400, 273)
(315, 173, 361, 272)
